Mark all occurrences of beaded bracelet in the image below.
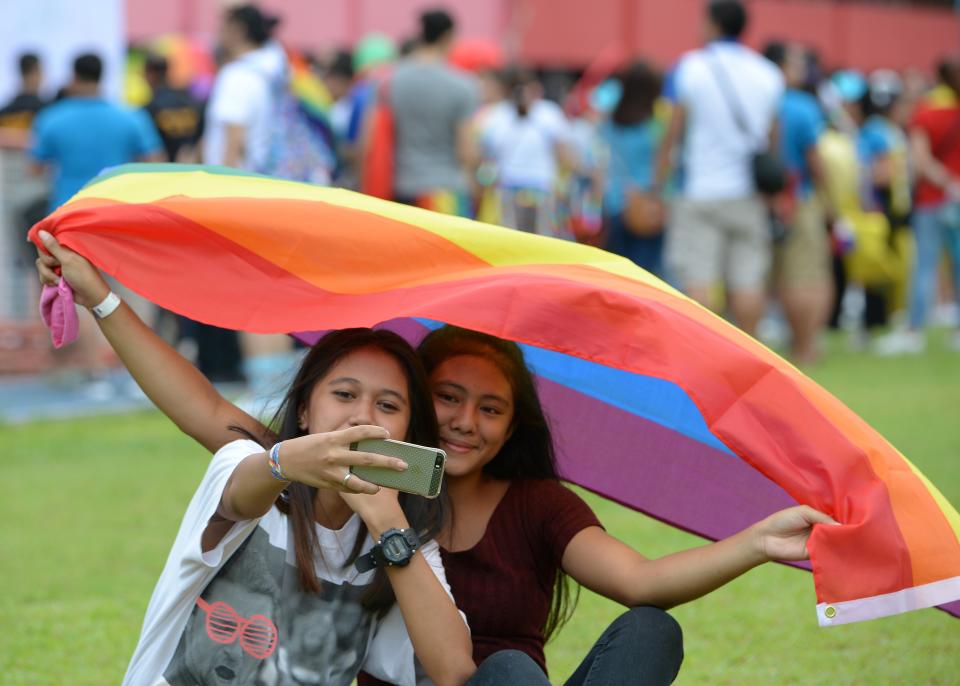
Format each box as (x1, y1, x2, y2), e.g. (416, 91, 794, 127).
(268, 442, 289, 482)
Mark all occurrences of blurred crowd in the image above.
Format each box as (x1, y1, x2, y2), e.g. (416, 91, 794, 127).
(3, 0, 959, 387)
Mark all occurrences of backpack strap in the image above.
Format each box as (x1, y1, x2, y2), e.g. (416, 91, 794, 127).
(706, 49, 762, 151)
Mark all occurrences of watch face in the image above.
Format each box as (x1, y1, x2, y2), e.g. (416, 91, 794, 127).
(382, 534, 410, 563)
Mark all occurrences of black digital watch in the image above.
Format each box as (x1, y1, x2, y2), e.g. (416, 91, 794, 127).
(355, 528, 421, 573)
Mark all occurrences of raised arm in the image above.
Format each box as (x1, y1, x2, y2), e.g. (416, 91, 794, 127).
(36, 230, 264, 453)
(562, 505, 837, 610)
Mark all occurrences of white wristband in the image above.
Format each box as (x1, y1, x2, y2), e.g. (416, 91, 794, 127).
(91, 291, 122, 319)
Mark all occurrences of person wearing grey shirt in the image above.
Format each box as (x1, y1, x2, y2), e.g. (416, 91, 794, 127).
(389, 9, 478, 205)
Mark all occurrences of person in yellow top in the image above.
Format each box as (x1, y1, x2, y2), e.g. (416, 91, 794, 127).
(817, 70, 908, 347)
(0, 53, 47, 132)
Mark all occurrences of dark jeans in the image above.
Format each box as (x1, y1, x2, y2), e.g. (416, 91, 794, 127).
(179, 319, 245, 383)
(466, 607, 684, 686)
(604, 212, 665, 277)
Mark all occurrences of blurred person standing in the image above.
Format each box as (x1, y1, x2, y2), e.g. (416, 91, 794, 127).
(322, 49, 359, 187)
(143, 54, 202, 163)
(143, 53, 205, 344)
(477, 66, 574, 237)
(338, 35, 395, 190)
(30, 53, 163, 211)
(600, 60, 666, 275)
(4, 51, 49, 265)
(879, 59, 960, 353)
(825, 71, 903, 345)
(654, 0, 783, 336)
(202, 4, 283, 172)
(29, 52, 162, 377)
(198, 4, 288, 387)
(323, 49, 355, 142)
(860, 72, 913, 328)
(346, 36, 396, 147)
(0, 52, 47, 130)
(764, 41, 833, 364)
(468, 67, 506, 224)
(389, 9, 478, 214)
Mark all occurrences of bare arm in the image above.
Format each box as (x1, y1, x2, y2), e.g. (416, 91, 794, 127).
(871, 153, 893, 188)
(654, 103, 686, 193)
(223, 123, 246, 168)
(203, 425, 404, 550)
(554, 138, 578, 175)
(767, 118, 781, 154)
(99, 301, 262, 452)
(562, 505, 837, 610)
(343, 489, 476, 686)
(36, 230, 262, 452)
(807, 144, 836, 221)
(218, 426, 400, 521)
(456, 118, 480, 176)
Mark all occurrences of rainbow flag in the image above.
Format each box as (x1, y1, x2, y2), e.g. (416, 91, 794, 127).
(30, 164, 960, 626)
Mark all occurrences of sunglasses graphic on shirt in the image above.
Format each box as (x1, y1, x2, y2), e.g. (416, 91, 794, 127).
(196, 597, 279, 660)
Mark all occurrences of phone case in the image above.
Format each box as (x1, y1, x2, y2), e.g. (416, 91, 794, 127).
(349, 439, 446, 498)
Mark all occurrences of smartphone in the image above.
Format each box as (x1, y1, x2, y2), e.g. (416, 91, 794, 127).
(349, 439, 446, 498)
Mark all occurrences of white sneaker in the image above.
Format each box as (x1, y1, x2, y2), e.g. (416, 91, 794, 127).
(933, 303, 960, 328)
(874, 330, 925, 356)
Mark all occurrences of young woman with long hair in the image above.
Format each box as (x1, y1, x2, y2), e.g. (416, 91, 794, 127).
(36, 233, 474, 686)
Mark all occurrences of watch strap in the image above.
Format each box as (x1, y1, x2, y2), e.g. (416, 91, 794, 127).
(355, 540, 392, 573)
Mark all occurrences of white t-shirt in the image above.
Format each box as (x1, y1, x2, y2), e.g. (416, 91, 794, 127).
(123, 439, 460, 686)
(203, 44, 285, 170)
(674, 41, 784, 200)
(480, 99, 571, 192)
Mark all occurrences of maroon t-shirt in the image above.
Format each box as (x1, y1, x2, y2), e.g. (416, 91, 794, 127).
(358, 479, 602, 684)
(441, 478, 603, 674)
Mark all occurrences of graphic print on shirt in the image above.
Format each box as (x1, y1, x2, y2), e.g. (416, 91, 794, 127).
(163, 526, 375, 686)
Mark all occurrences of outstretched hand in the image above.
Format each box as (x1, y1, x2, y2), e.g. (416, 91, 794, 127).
(753, 505, 839, 562)
(34, 230, 110, 308)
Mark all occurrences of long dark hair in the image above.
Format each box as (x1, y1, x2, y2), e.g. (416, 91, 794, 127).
(612, 60, 661, 127)
(236, 328, 443, 615)
(417, 325, 579, 640)
(226, 4, 279, 47)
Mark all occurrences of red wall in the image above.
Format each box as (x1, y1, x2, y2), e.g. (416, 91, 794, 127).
(517, 0, 960, 71)
(126, 0, 959, 73)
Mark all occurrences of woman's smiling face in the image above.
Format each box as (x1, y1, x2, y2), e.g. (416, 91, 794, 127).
(430, 354, 514, 478)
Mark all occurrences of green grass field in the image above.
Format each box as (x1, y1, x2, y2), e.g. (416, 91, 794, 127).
(2, 336, 958, 685)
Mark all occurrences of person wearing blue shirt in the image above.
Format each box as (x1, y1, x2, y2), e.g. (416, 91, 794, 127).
(764, 41, 833, 365)
(31, 53, 163, 211)
(600, 61, 666, 276)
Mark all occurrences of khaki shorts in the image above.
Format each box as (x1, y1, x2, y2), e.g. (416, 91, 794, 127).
(666, 196, 770, 291)
(775, 195, 830, 287)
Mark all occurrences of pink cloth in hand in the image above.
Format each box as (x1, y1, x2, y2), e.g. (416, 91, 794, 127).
(39, 277, 79, 348)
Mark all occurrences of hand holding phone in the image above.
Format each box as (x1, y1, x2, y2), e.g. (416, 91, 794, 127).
(350, 439, 446, 498)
